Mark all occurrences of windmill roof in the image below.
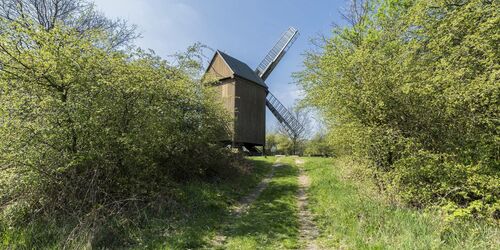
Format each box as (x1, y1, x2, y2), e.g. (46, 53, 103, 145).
(217, 50, 268, 88)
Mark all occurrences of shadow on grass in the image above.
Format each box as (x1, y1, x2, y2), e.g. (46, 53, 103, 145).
(222, 163, 300, 249)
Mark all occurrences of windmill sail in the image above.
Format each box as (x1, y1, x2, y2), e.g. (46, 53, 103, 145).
(255, 27, 299, 81)
(266, 91, 304, 138)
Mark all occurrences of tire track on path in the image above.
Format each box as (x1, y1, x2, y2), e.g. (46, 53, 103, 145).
(232, 158, 281, 216)
(211, 157, 282, 247)
(296, 158, 320, 250)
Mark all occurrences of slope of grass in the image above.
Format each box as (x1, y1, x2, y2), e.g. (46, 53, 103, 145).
(159, 156, 280, 249)
(142, 156, 278, 249)
(303, 157, 500, 250)
(1, 156, 276, 249)
(221, 157, 301, 249)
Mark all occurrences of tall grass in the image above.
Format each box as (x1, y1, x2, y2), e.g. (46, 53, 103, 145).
(1, 157, 274, 249)
(304, 157, 499, 249)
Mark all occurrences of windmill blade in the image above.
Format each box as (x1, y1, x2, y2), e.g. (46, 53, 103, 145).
(266, 91, 305, 138)
(255, 27, 299, 81)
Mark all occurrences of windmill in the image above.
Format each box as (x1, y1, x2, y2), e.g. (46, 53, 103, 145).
(205, 27, 303, 155)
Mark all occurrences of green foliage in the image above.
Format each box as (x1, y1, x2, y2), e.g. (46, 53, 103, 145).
(0, 17, 233, 243)
(297, 0, 500, 220)
(266, 133, 305, 155)
(266, 133, 291, 155)
(391, 150, 500, 220)
(304, 133, 333, 157)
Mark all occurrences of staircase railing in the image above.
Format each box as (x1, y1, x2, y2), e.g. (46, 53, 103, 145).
(266, 92, 304, 138)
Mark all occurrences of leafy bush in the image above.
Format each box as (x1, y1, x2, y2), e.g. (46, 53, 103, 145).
(304, 133, 333, 157)
(391, 150, 499, 220)
(0, 18, 232, 228)
(266, 133, 306, 155)
(297, 0, 499, 220)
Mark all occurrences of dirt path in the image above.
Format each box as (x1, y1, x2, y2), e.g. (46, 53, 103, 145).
(211, 158, 282, 247)
(232, 158, 281, 216)
(296, 158, 320, 250)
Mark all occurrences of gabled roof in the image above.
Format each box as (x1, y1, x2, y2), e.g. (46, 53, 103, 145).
(216, 50, 268, 88)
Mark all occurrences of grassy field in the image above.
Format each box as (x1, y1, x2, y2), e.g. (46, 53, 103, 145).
(2, 156, 497, 249)
(303, 157, 500, 249)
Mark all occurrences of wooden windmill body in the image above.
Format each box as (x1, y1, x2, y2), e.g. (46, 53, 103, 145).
(205, 27, 304, 154)
(206, 51, 267, 147)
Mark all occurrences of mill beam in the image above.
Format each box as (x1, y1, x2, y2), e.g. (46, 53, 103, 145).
(255, 27, 299, 81)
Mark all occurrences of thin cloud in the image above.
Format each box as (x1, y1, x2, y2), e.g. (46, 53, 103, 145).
(93, 0, 203, 56)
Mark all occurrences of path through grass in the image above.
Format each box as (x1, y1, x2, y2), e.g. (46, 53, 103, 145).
(218, 157, 301, 249)
(154, 156, 277, 249)
(296, 158, 320, 250)
(6, 156, 495, 249)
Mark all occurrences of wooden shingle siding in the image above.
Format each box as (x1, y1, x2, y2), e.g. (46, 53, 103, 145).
(214, 79, 235, 142)
(234, 76, 266, 145)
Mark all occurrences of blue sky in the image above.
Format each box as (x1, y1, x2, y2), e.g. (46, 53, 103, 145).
(93, 0, 348, 131)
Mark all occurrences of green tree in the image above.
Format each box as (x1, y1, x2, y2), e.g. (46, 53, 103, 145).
(0, 18, 230, 226)
(296, 0, 499, 220)
(275, 106, 311, 155)
(304, 133, 333, 157)
(265, 132, 295, 155)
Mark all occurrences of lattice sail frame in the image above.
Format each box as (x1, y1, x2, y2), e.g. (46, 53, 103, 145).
(256, 27, 304, 138)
